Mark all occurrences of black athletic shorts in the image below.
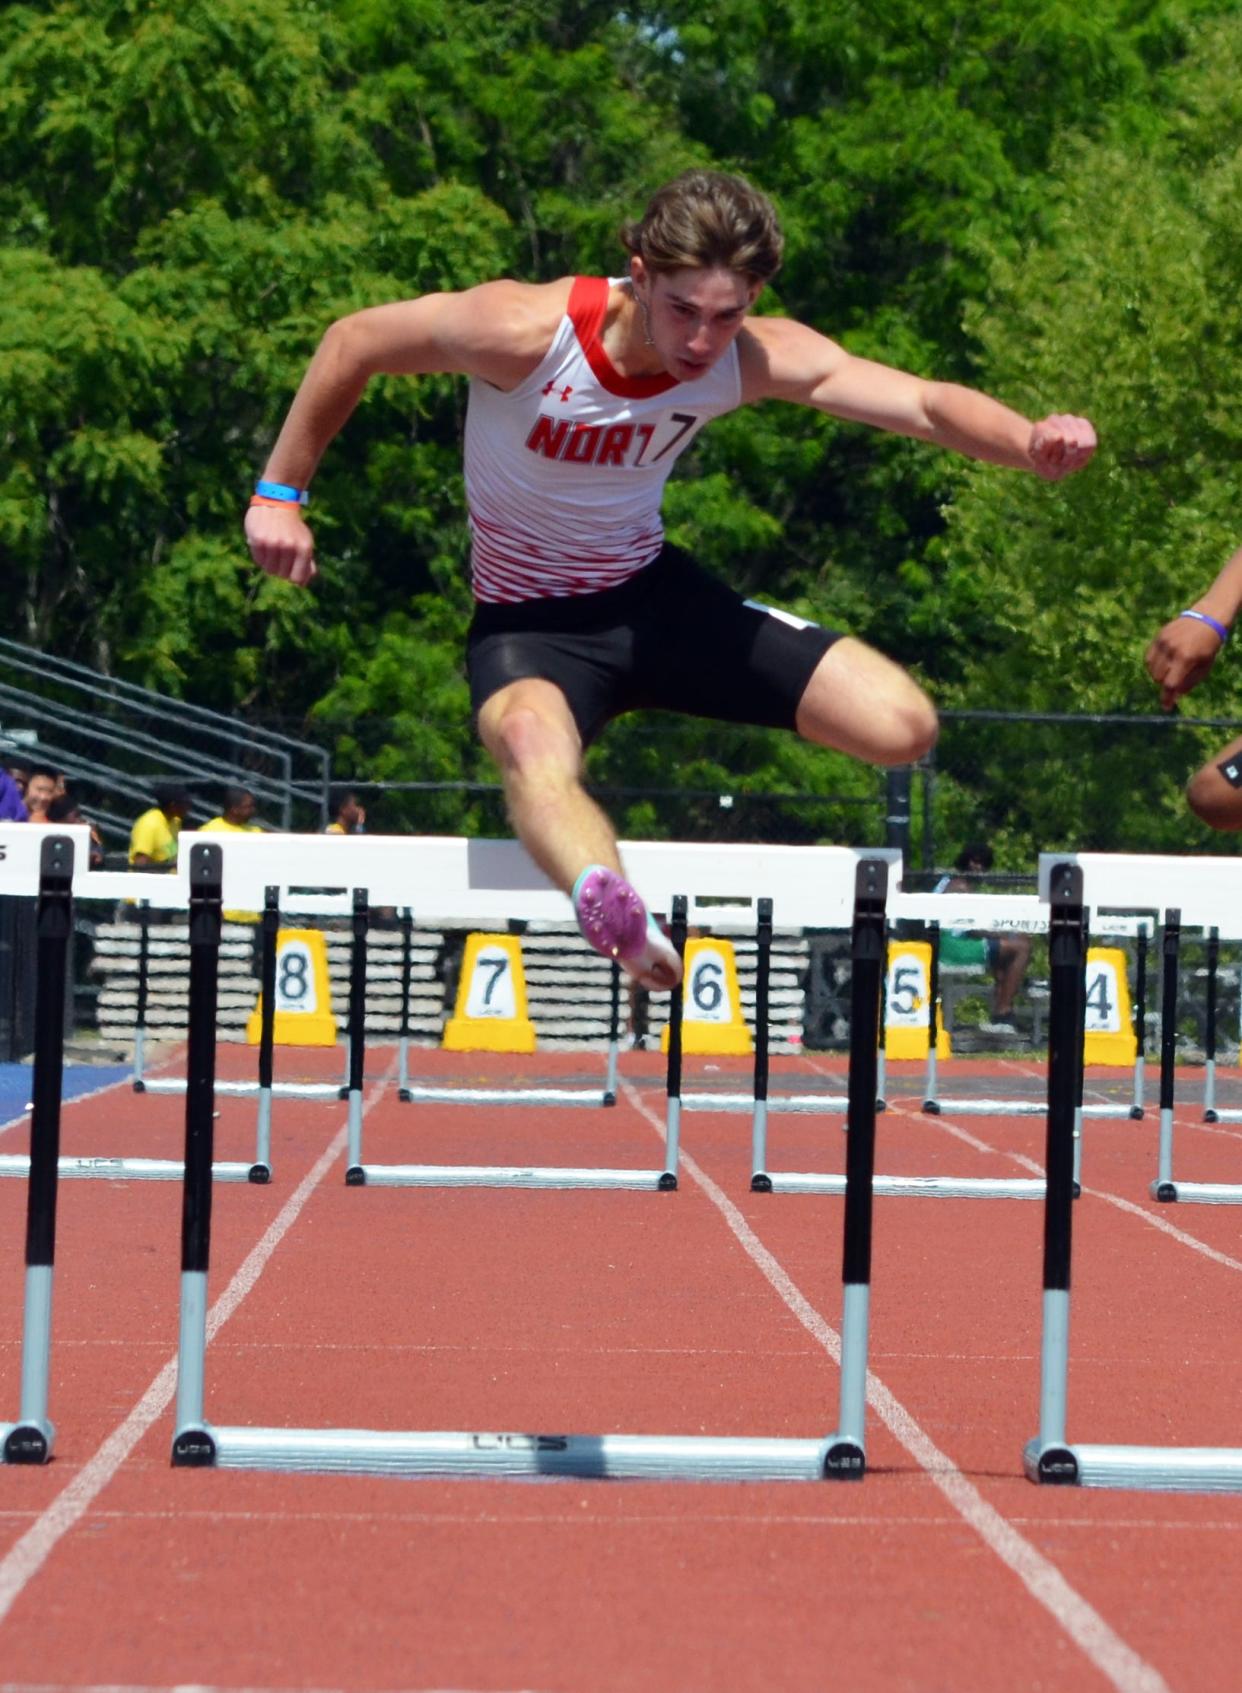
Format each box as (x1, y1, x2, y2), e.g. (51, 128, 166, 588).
(466, 545, 844, 747)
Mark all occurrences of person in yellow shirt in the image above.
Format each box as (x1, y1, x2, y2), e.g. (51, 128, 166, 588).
(200, 786, 264, 923)
(324, 786, 366, 836)
(129, 783, 190, 869)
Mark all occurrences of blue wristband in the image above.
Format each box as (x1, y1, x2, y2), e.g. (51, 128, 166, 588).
(255, 480, 309, 506)
(1179, 609, 1228, 644)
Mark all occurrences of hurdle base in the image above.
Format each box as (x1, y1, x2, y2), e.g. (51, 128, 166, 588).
(132, 1080, 146, 1094)
(1129, 1106, 1145, 1121)
(348, 1163, 675, 1191)
(0, 1156, 263, 1183)
(1, 1420, 54, 1464)
(1026, 1441, 1242, 1493)
(761, 1173, 1047, 1200)
(171, 1425, 218, 1467)
(402, 1086, 616, 1109)
(1204, 1109, 1219, 1124)
(1023, 1439, 1079, 1485)
(247, 1163, 272, 1185)
(1149, 1179, 1242, 1205)
(921, 1100, 941, 1115)
(822, 1438, 866, 1480)
(198, 1425, 835, 1481)
(751, 1172, 774, 1193)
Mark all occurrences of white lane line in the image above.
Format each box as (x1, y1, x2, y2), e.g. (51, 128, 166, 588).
(3, 1506, 1240, 1532)
(0, 1066, 392, 1631)
(623, 1081, 1170, 1693)
(889, 1102, 1242, 1278)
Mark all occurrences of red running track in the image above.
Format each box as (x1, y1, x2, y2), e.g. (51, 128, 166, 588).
(1, 1043, 1241, 1693)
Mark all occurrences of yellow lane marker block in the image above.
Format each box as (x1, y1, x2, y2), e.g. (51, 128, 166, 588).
(1083, 946, 1137, 1065)
(661, 937, 752, 1057)
(885, 940, 950, 1060)
(246, 928, 337, 1047)
(443, 933, 537, 1054)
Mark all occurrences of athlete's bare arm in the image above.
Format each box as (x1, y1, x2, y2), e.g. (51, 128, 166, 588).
(246, 279, 572, 586)
(737, 316, 1096, 480)
(1146, 545, 1242, 710)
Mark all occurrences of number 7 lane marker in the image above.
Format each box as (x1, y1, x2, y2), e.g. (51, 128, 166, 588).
(621, 1080, 1170, 1693)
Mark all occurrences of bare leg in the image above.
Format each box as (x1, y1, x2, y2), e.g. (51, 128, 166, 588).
(477, 678, 619, 893)
(477, 677, 680, 989)
(992, 935, 1032, 1019)
(1187, 733, 1242, 831)
(794, 637, 938, 763)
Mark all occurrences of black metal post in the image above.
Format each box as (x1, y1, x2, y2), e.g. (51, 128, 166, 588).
(180, 844, 222, 1279)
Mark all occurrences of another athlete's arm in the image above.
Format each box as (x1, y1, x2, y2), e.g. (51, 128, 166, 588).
(1146, 546, 1242, 710)
(738, 317, 1096, 480)
(245, 280, 569, 586)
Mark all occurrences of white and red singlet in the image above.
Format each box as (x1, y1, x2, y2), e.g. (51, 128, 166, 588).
(463, 276, 742, 604)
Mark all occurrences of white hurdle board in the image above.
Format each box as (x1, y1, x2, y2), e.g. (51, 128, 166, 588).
(168, 834, 901, 1193)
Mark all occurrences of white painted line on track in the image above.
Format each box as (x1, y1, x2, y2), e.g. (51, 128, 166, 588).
(622, 1080, 1171, 1693)
(889, 1101, 1242, 1279)
(0, 1064, 394, 1632)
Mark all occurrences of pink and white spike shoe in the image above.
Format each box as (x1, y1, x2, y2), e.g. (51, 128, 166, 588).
(572, 865, 682, 992)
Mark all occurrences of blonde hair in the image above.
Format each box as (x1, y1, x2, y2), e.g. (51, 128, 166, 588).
(621, 170, 783, 284)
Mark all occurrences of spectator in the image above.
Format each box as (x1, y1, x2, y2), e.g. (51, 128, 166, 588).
(200, 785, 263, 925)
(129, 782, 190, 870)
(324, 786, 366, 835)
(0, 767, 28, 822)
(200, 785, 261, 836)
(934, 844, 1032, 1038)
(23, 765, 59, 823)
(46, 792, 105, 869)
(4, 758, 30, 801)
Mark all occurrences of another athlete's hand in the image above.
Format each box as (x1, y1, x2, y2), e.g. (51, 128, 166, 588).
(1146, 615, 1225, 711)
(1028, 415, 1097, 481)
(244, 502, 317, 586)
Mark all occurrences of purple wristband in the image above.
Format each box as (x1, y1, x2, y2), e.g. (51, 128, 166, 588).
(1179, 609, 1229, 644)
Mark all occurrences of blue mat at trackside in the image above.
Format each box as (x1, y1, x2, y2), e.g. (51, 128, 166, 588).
(0, 1062, 133, 1127)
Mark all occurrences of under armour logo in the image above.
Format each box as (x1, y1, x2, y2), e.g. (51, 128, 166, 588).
(542, 382, 573, 402)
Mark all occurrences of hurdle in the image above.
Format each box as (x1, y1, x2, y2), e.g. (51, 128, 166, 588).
(1039, 853, 1242, 1206)
(1026, 860, 1242, 1491)
(217, 835, 883, 1191)
(0, 824, 269, 1184)
(170, 844, 891, 1479)
(747, 887, 1082, 1205)
(2, 835, 73, 1462)
(900, 892, 1150, 1123)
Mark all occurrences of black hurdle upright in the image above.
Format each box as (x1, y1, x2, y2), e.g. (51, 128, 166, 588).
(1129, 924, 1148, 1120)
(171, 842, 223, 1465)
(824, 857, 887, 1478)
(922, 920, 942, 1113)
(1025, 862, 1086, 1483)
(343, 888, 371, 1182)
(1153, 910, 1181, 1200)
(397, 909, 415, 1102)
(2, 835, 74, 1464)
(658, 895, 689, 1191)
(603, 958, 621, 1106)
(1202, 925, 1220, 1122)
(748, 899, 774, 1191)
(132, 899, 152, 1091)
(249, 886, 279, 1184)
